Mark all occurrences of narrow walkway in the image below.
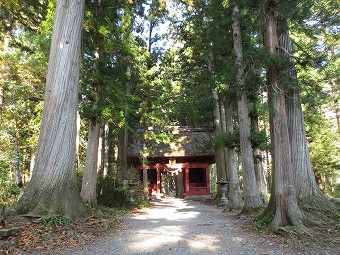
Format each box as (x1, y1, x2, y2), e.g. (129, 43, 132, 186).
(45, 195, 311, 255)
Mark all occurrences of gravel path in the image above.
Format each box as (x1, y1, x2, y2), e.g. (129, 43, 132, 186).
(33, 195, 328, 255)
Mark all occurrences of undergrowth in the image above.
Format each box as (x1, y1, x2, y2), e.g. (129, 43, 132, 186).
(37, 214, 72, 227)
(251, 203, 340, 253)
(254, 211, 273, 232)
(96, 174, 149, 210)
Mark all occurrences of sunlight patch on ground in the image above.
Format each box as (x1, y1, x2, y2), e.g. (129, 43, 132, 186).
(231, 236, 246, 244)
(124, 196, 231, 253)
(187, 234, 221, 251)
(127, 197, 204, 253)
(132, 199, 199, 222)
(128, 225, 183, 252)
(132, 207, 200, 221)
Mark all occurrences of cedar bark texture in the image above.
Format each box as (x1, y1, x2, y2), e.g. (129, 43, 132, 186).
(81, 119, 101, 207)
(117, 122, 128, 180)
(212, 88, 227, 182)
(224, 95, 243, 210)
(0, 12, 13, 117)
(279, 29, 333, 209)
(262, 3, 303, 228)
(251, 112, 268, 204)
(8, 0, 87, 220)
(232, 4, 263, 210)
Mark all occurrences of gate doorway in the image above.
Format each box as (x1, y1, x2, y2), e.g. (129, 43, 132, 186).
(136, 161, 211, 199)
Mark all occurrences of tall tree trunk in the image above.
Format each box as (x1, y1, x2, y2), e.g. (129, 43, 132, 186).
(250, 103, 268, 204)
(76, 110, 81, 170)
(107, 124, 116, 177)
(142, 129, 149, 199)
(212, 88, 227, 182)
(81, 119, 100, 207)
(224, 95, 243, 210)
(8, 0, 87, 220)
(220, 100, 228, 180)
(117, 122, 128, 181)
(0, 12, 13, 117)
(101, 123, 109, 177)
(205, 7, 227, 197)
(232, 4, 263, 210)
(279, 27, 333, 209)
(262, 3, 304, 229)
(96, 126, 103, 175)
(9, 130, 25, 197)
(117, 65, 131, 181)
(333, 89, 340, 130)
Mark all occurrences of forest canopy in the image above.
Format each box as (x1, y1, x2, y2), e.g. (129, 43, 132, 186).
(0, 0, 339, 228)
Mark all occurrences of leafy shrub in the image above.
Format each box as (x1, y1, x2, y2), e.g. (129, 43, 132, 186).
(212, 131, 239, 149)
(37, 214, 72, 227)
(212, 128, 269, 151)
(97, 174, 130, 208)
(250, 128, 269, 151)
(0, 163, 20, 208)
(254, 212, 273, 232)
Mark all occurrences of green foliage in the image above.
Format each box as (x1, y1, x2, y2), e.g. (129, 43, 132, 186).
(212, 129, 268, 151)
(37, 214, 72, 228)
(275, 0, 340, 196)
(97, 174, 147, 209)
(0, 0, 338, 219)
(254, 212, 274, 232)
(250, 128, 269, 151)
(213, 131, 239, 149)
(0, 0, 52, 211)
(0, 151, 25, 209)
(97, 176, 130, 208)
(0, 175, 19, 209)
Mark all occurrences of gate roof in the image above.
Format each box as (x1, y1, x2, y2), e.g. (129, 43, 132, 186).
(128, 126, 214, 158)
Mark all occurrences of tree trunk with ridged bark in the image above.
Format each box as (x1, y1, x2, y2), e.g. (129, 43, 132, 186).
(212, 88, 227, 183)
(7, 0, 87, 221)
(81, 119, 100, 207)
(279, 28, 333, 209)
(232, 4, 263, 210)
(224, 95, 243, 210)
(250, 108, 268, 204)
(117, 121, 128, 181)
(262, 3, 304, 229)
(101, 123, 109, 177)
(0, 12, 13, 117)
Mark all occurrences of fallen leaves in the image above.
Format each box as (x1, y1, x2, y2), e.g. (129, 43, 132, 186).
(0, 215, 123, 254)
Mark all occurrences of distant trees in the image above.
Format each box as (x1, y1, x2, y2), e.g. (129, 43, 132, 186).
(0, 0, 50, 207)
(294, 0, 340, 196)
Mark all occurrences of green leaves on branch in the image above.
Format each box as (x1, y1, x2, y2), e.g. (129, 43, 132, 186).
(213, 131, 239, 149)
(250, 128, 269, 151)
(213, 128, 268, 150)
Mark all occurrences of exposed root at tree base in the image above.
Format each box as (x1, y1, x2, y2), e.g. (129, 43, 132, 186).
(272, 224, 313, 237)
(299, 195, 335, 212)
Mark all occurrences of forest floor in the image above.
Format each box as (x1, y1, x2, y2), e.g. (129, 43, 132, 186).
(0, 195, 339, 255)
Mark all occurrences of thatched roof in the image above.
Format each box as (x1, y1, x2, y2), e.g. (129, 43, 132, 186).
(128, 126, 214, 158)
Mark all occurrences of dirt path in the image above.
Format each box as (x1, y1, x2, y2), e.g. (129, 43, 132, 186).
(33, 195, 332, 255)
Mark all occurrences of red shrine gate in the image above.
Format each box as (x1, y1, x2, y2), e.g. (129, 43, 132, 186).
(136, 161, 211, 199)
(128, 126, 215, 200)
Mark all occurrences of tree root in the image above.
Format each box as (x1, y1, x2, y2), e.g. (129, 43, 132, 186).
(273, 224, 313, 237)
(299, 195, 335, 212)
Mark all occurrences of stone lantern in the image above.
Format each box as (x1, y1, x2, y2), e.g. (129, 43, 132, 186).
(216, 179, 229, 207)
(128, 181, 138, 203)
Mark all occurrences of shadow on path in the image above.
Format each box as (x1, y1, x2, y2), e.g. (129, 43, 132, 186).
(44, 195, 308, 255)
